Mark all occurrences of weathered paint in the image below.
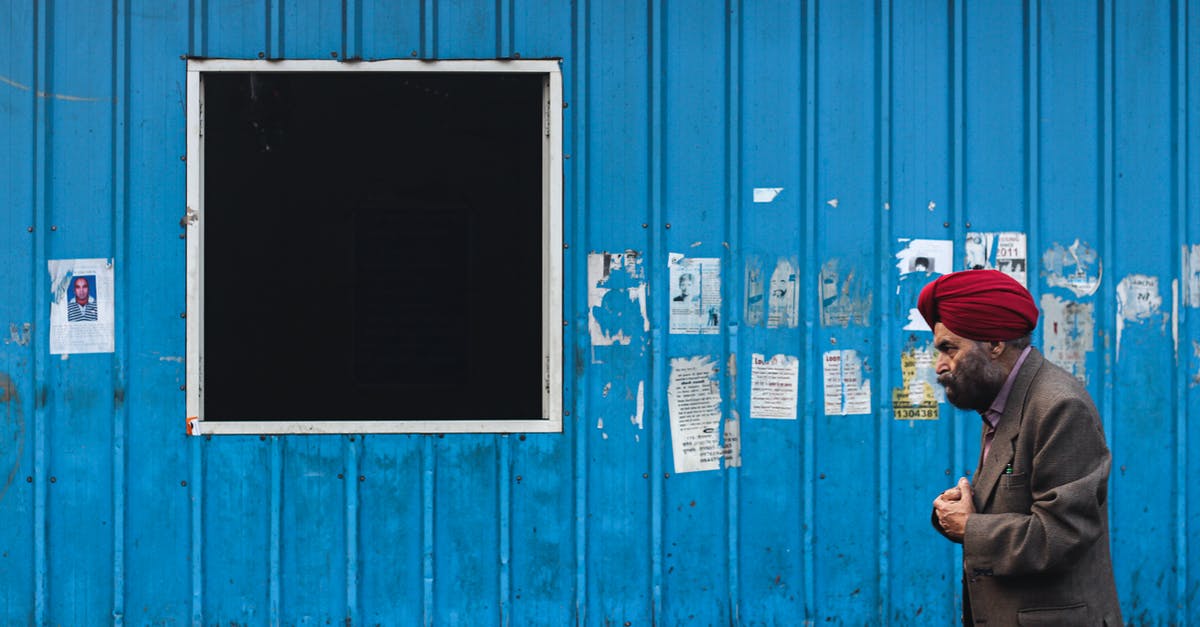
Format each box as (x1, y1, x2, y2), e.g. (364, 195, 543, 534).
(1040, 294, 1096, 383)
(1, 1, 1198, 624)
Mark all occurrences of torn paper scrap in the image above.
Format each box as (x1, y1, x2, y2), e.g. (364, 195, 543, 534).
(753, 187, 784, 203)
(668, 356, 724, 473)
(823, 349, 872, 416)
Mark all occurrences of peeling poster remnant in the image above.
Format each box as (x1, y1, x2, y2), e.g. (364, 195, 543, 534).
(753, 187, 783, 203)
(767, 258, 799, 329)
(1041, 295, 1094, 383)
(820, 258, 872, 327)
(822, 349, 871, 416)
(896, 238, 952, 332)
(1043, 239, 1102, 297)
(723, 411, 742, 468)
(964, 231, 1028, 286)
(668, 356, 724, 473)
(1182, 245, 1200, 308)
(745, 257, 764, 327)
(1116, 274, 1167, 360)
(669, 253, 721, 335)
(750, 353, 799, 420)
(587, 251, 647, 361)
(48, 258, 115, 355)
(891, 342, 942, 420)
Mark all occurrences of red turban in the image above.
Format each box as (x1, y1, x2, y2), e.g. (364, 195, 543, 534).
(917, 270, 1038, 341)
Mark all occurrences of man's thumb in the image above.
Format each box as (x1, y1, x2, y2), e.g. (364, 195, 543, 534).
(958, 477, 972, 494)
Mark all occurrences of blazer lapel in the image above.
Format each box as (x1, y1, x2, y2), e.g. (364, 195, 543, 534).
(973, 349, 1044, 512)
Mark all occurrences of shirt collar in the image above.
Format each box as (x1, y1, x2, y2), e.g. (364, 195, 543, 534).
(981, 345, 1033, 428)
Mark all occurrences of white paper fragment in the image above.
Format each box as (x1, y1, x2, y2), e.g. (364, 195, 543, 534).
(902, 308, 932, 332)
(750, 354, 799, 420)
(928, 201, 936, 211)
(668, 356, 724, 473)
(1116, 274, 1165, 362)
(723, 411, 742, 467)
(1182, 245, 1200, 308)
(822, 350, 872, 416)
(669, 254, 722, 335)
(1041, 294, 1094, 383)
(1043, 239, 1102, 297)
(767, 258, 800, 329)
(753, 187, 784, 203)
(745, 258, 764, 327)
(895, 238, 953, 277)
(587, 252, 647, 357)
(633, 380, 645, 430)
(827, 198, 839, 208)
(48, 258, 116, 355)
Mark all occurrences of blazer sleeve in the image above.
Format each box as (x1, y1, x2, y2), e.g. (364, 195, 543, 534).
(962, 392, 1111, 576)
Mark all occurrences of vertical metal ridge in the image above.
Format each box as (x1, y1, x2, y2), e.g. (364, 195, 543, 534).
(1025, 0, 1041, 295)
(497, 436, 511, 625)
(648, 0, 668, 621)
(571, 0, 589, 622)
(648, 0, 668, 622)
(190, 0, 206, 57)
(345, 437, 360, 623)
(1098, 0, 1117, 516)
(496, 0, 512, 58)
(188, 436, 204, 623)
(1172, 0, 1189, 620)
(723, 1, 742, 622)
(424, 0, 437, 59)
(421, 437, 435, 626)
(269, 438, 283, 624)
(110, 0, 130, 623)
(874, 0, 893, 622)
(949, 0, 967, 609)
(800, 0, 817, 620)
(343, 0, 361, 60)
(268, 0, 284, 59)
(31, 1, 51, 623)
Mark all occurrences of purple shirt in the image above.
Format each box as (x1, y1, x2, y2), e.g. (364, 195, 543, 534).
(980, 345, 1033, 463)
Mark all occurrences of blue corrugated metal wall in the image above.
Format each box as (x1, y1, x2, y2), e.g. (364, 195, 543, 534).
(1, 0, 1198, 624)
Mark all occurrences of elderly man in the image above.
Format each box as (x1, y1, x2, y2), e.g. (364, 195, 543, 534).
(923, 270, 1121, 626)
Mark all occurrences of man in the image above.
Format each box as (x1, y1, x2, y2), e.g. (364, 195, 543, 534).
(923, 270, 1121, 626)
(67, 276, 98, 322)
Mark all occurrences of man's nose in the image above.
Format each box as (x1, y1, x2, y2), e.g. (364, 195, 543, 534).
(935, 353, 950, 375)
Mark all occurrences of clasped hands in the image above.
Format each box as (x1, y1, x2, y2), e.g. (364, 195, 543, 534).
(933, 477, 975, 543)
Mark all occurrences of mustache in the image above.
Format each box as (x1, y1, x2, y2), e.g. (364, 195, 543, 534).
(937, 372, 955, 387)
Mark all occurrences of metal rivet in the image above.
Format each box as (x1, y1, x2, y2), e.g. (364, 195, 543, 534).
(563, 410, 570, 417)
(180, 480, 187, 487)
(25, 476, 32, 483)
(664, 473, 670, 479)
(331, 51, 338, 58)
(358, 475, 365, 482)
(180, 312, 187, 319)
(338, 473, 344, 479)
(965, 222, 972, 229)
(258, 51, 265, 59)
(562, 102, 569, 109)
(665, 223, 671, 229)
(943, 222, 950, 228)
(513, 52, 521, 59)
(563, 243, 569, 249)
(179, 385, 186, 391)
(179, 233, 186, 239)
(515, 475, 523, 482)
(180, 155, 186, 161)
(643, 473, 649, 479)
(49, 477, 56, 483)
(411, 50, 418, 57)
(519, 434, 526, 441)
(259, 435, 267, 441)
(819, 473, 826, 480)
(50, 225, 57, 231)
(564, 154, 571, 159)
(26, 226, 33, 232)
(562, 320, 568, 326)
(641, 223, 648, 228)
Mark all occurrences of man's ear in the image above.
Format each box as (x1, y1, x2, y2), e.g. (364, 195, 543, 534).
(989, 341, 1005, 357)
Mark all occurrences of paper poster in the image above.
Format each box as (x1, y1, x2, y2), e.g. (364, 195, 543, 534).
(669, 254, 721, 335)
(745, 258, 765, 327)
(766, 258, 799, 329)
(667, 356, 724, 473)
(49, 258, 115, 355)
(891, 345, 943, 420)
(822, 349, 871, 416)
(587, 251, 648, 355)
(723, 412, 742, 467)
(964, 231, 1028, 286)
(750, 353, 799, 419)
(819, 258, 872, 327)
(1182, 245, 1200, 308)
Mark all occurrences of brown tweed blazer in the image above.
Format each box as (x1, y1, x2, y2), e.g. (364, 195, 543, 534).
(934, 348, 1122, 626)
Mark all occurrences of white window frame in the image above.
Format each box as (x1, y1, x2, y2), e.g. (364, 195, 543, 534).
(185, 58, 563, 435)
